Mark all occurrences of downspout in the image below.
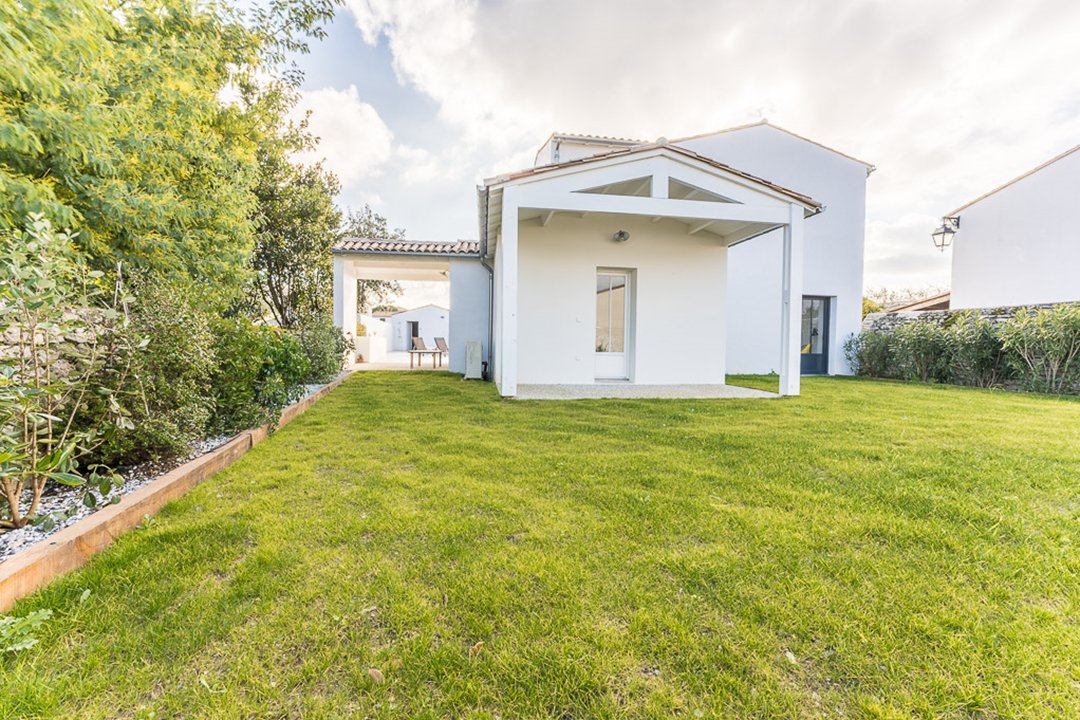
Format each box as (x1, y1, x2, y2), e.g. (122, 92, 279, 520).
(478, 185, 495, 379)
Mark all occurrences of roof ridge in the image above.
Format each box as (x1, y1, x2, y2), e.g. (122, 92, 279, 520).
(669, 119, 876, 171)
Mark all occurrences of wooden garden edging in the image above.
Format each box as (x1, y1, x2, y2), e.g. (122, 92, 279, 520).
(0, 371, 354, 613)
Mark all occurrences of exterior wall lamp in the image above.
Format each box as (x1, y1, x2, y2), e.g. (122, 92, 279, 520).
(612, 230, 630, 243)
(931, 216, 960, 252)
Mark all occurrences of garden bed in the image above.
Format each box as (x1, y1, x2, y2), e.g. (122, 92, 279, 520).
(0, 434, 234, 562)
(0, 375, 346, 563)
(0, 371, 352, 612)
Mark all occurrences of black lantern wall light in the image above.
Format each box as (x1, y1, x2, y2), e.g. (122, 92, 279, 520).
(931, 217, 960, 251)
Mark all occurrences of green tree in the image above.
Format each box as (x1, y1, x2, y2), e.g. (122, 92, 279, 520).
(250, 105, 342, 328)
(0, 0, 337, 303)
(341, 205, 405, 313)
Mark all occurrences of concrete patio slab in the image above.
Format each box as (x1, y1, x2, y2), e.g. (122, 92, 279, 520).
(514, 383, 778, 400)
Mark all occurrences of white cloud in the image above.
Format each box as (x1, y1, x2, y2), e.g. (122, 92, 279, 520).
(393, 280, 450, 309)
(291, 85, 394, 185)
(340, 0, 1080, 288)
(394, 144, 443, 184)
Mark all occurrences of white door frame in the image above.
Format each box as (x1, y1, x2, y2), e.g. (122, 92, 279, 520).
(594, 269, 633, 381)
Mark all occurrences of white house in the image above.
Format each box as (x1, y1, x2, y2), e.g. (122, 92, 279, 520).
(936, 144, 1080, 309)
(387, 304, 450, 351)
(333, 122, 873, 398)
(537, 122, 873, 375)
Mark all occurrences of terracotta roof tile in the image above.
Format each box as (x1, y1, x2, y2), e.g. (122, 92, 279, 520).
(332, 238, 480, 256)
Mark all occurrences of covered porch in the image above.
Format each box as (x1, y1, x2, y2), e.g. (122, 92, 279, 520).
(331, 239, 486, 371)
(481, 142, 821, 398)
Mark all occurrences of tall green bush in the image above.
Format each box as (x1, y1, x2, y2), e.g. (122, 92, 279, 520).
(0, 216, 134, 528)
(943, 312, 1008, 388)
(844, 330, 893, 377)
(294, 314, 349, 384)
(210, 320, 309, 434)
(98, 282, 216, 464)
(999, 305, 1080, 394)
(893, 320, 949, 382)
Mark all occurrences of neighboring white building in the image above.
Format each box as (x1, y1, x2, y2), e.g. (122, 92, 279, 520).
(938, 144, 1080, 309)
(334, 122, 873, 397)
(359, 310, 394, 341)
(387, 304, 450, 351)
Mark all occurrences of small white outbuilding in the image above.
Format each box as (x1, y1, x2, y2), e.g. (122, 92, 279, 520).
(387, 304, 449, 351)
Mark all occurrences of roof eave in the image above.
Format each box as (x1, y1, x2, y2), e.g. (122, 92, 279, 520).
(485, 144, 821, 210)
(945, 144, 1080, 217)
(331, 249, 480, 258)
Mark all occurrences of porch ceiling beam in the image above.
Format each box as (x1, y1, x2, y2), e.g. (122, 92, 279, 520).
(539, 210, 556, 226)
(688, 220, 715, 235)
(516, 190, 790, 225)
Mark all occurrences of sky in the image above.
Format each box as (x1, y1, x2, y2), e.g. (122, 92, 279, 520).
(289, 0, 1080, 306)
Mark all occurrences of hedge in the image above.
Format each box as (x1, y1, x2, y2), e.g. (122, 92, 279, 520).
(845, 304, 1080, 395)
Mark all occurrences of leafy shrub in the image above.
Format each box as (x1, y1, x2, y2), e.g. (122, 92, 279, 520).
(999, 305, 1080, 393)
(1, 609, 52, 653)
(294, 314, 349, 384)
(210, 319, 309, 434)
(0, 216, 135, 528)
(98, 282, 216, 464)
(844, 330, 893, 377)
(893, 320, 949, 382)
(943, 312, 1008, 388)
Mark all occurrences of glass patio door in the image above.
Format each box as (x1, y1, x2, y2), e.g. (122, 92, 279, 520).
(595, 271, 630, 380)
(800, 296, 829, 375)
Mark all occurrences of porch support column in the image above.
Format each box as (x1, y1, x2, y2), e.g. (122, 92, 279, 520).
(499, 187, 519, 397)
(333, 255, 358, 364)
(779, 203, 804, 396)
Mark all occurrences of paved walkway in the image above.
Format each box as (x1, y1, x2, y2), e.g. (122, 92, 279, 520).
(351, 358, 778, 399)
(352, 351, 445, 372)
(514, 383, 778, 400)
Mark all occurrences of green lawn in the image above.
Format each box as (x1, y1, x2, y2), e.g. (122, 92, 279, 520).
(3, 374, 1080, 719)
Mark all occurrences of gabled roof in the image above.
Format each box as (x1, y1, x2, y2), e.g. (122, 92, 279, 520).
(392, 303, 449, 316)
(488, 141, 822, 210)
(534, 120, 875, 172)
(671, 119, 876, 172)
(947, 144, 1080, 217)
(333, 238, 480, 256)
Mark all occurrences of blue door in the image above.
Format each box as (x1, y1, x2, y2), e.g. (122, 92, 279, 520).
(800, 297, 829, 375)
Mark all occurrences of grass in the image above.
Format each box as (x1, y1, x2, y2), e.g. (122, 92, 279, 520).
(2, 373, 1079, 719)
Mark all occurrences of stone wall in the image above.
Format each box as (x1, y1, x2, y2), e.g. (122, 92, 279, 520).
(862, 301, 1080, 333)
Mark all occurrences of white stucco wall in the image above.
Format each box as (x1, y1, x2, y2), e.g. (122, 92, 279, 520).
(677, 126, 868, 374)
(950, 148, 1080, 308)
(359, 313, 392, 341)
(515, 212, 727, 385)
(389, 305, 449, 351)
(448, 258, 490, 374)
